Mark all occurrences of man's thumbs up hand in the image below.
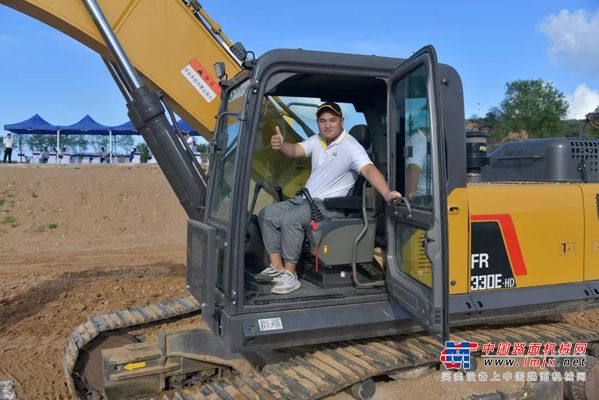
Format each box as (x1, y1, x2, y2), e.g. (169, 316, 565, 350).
(271, 126, 284, 150)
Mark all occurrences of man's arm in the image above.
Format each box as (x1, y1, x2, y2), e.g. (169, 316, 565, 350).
(360, 164, 402, 205)
(277, 142, 306, 158)
(272, 126, 306, 158)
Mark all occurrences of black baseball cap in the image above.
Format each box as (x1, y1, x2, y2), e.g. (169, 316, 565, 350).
(316, 102, 342, 118)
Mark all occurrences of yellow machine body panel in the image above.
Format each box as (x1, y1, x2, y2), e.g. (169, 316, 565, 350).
(0, 0, 241, 138)
(466, 183, 584, 292)
(581, 184, 599, 281)
(399, 228, 431, 288)
(399, 188, 471, 295)
(447, 188, 470, 294)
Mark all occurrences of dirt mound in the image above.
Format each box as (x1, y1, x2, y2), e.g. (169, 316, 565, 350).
(0, 164, 187, 399)
(1, 164, 186, 256)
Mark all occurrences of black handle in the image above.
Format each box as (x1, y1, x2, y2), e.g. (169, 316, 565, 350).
(299, 188, 325, 222)
(275, 186, 284, 202)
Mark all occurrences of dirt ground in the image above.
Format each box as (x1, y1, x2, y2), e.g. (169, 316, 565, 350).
(0, 164, 596, 400)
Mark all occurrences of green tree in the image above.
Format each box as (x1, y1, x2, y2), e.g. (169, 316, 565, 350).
(60, 135, 90, 154)
(197, 143, 209, 159)
(90, 135, 110, 153)
(499, 79, 568, 138)
(25, 134, 58, 152)
(138, 142, 150, 163)
(114, 135, 135, 154)
(484, 107, 502, 125)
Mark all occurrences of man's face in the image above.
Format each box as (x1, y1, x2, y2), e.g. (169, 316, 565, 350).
(317, 111, 344, 141)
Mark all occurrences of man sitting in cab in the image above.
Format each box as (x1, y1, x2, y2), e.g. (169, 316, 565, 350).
(257, 102, 402, 294)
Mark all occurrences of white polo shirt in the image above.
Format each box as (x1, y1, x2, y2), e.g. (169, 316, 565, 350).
(3, 137, 13, 149)
(406, 129, 431, 196)
(299, 130, 373, 199)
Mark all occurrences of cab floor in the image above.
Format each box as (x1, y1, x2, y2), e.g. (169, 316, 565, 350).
(244, 273, 385, 304)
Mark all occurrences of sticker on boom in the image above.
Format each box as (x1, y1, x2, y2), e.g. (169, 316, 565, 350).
(258, 317, 283, 331)
(181, 58, 221, 103)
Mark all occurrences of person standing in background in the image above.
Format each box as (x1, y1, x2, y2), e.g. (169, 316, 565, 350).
(100, 147, 109, 163)
(3, 133, 13, 163)
(185, 133, 196, 151)
(129, 147, 137, 162)
(41, 146, 49, 164)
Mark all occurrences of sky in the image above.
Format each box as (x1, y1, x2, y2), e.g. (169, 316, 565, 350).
(0, 0, 598, 136)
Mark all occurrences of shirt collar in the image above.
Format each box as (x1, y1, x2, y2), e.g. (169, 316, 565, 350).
(320, 130, 347, 149)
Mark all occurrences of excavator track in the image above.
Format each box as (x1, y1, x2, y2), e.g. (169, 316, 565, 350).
(162, 322, 599, 400)
(63, 295, 201, 396)
(64, 297, 599, 400)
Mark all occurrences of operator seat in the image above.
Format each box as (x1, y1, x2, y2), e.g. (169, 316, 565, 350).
(331, 124, 386, 249)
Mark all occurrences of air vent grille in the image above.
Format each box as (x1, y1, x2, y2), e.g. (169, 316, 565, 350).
(569, 138, 599, 175)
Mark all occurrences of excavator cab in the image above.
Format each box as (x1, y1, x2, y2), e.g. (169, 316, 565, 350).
(189, 46, 452, 352)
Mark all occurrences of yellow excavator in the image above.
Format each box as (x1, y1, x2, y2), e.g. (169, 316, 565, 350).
(3, 1, 599, 399)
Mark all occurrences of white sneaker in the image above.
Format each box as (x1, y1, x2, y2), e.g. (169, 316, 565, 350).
(254, 265, 284, 282)
(271, 270, 301, 295)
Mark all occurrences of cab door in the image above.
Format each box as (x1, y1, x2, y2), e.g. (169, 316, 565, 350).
(386, 46, 449, 341)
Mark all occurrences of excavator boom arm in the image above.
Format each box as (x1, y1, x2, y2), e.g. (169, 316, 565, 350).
(0, 0, 242, 139)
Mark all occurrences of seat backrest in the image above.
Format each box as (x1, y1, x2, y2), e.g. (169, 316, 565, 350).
(348, 124, 371, 150)
(348, 125, 371, 197)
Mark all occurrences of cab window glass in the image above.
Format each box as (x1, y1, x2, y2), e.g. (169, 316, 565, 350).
(249, 96, 365, 204)
(208, 80, 250, 224)
(394, 65, 433, 209)
(393, 64, 433, 285)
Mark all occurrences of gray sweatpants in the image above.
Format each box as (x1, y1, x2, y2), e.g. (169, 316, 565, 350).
(258, 196, 344, 264)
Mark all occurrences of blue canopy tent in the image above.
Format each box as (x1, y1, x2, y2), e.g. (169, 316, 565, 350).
(4, 114, 59, 162)
(60, 114, 111, 135)
(4, 114, 202, 163)
(4, 114, 58, 134)
(110, 120, 136, 135)
(176, 119, 200, 135)
(61, 115, 114, 162)
(109, 120, 139, 162)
